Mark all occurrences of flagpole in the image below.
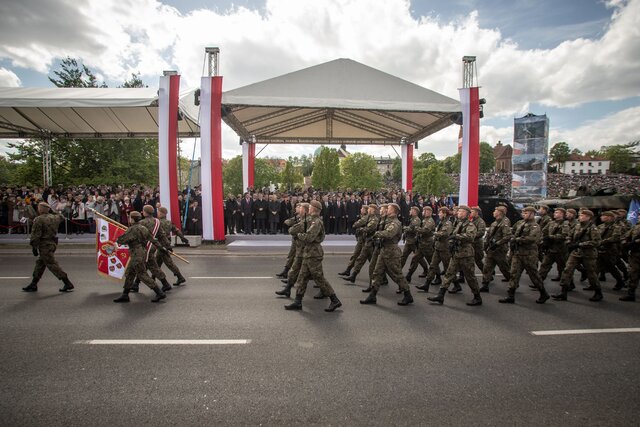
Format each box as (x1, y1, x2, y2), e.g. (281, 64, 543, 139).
(87, 208, 190, 264)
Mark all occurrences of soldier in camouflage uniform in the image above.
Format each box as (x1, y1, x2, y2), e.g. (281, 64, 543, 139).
(480, 206, 512, 292)
(275, 204, 302, 279)
(401, 206, 422, 268)
(23, 202, 75, 293)
(339, 205, 370, 277)
(470, 207, 486, 272)
(284, 201, 342, 312)
(136, 205, 172, 293)
(499, 207, 549, 304)
(614, 209, 631, 281)
(343, 205, 380, 288)
(552, 209, 603, 302)
(597, 211, 626, 290)
(155, 206, 190, 287)
(276, 203, 308, 298)
(406, 206, 435, 283)
(360, 203, 414, 306)
(416, 208, 452, 293)
(113, 211, 169, 303)
(366, 204, 390, 289)
(538, 207, 570, 283)
(537, 205, 552, 262)
(620, 223, 640, 302)
(427, 206, 482, 306)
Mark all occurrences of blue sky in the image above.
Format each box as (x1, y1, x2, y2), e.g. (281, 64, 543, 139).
(1, 0, 638, 159)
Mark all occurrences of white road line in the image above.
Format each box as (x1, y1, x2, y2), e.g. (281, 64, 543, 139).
(189, 276, 272, 279)
(531, 328, 640, 336)
(0, 277, 30, 279)
(74, 339, 252, 345)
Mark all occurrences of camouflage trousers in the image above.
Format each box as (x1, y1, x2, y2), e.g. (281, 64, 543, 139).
(538, 250, 567, 281)
(441, 255, 479, 293)
(597, 251, 624, 283)
(156, 249, 182, 278)
(401, 241, 418, 267)
(425, 249, 450, 284)
(286, 251, 305, 285)
(144, 247, 166, 281)
(369, 246, 389, 285)
(509, 253, 544, 291)
(628, 251, 640, 290)
(482, 248, 510, 283)
(32, 243, 68, 282)
(347, 239, 364, 270)
(560, 253, 599, 290)
(372, 250, 409, 292)
(295, 256, 335, 298)
(351, 242, 374, 275)
(124, 247, 157, 291)
(407, 244, 431, 276)
(284, 240, 297, 269)
(473, 240, 484, 271)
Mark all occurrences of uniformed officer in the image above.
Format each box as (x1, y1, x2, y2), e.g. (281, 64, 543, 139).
(275, 203, 302, 279)
(401, 206, 422, 269)
(343, 204, 380, 288)
(155, 206, 189, 287)
(537, 205, 552, 261)
(113, 211, 169, 303)
(552, 209, 602, 302)
(136, 205, 172, 293)
(284, 200, 342, 312)
(620, 223, 640, 302)
(470, 207, 486, 272)
(614, 209, 631, 282)
(499, 206, 549, 304)
(360, 203, 414, 306)
(366, 204, 390, 289)
(276, 203, 308, 297)
(538, 207, 570, 282)
(22, 202, 75, 293)
(338, 205, 370, 277)
(480, 205, 512, 292)
(427, 205, 482, 306)
(597, 211, 626, 290)
(406, 206, 435, 283)
(416, 207, 452, 293)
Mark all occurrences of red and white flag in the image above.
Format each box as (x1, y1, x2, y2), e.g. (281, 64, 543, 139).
(96, 218, 129, 280)
(458, 87, 480, 206)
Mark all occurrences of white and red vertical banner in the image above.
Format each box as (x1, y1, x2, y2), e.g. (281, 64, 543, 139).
(242, 141, 255, 193)
(158, 73, 181, 230)
(458, 87, 480, 207)
(96, 218, 129, 280)
(401, 144, 413, 192)
(200, 76, 226, 241)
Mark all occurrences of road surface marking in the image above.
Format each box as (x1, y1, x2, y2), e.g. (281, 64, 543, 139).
(190, 276, 272, 279)
(530, 328, 640, 336)
(74, 339, 252, 345)
(0, 277, 30, 279)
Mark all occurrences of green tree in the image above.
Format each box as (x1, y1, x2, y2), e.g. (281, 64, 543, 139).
(48, 57, 103, 88)
(413, 163, 455, 195)
(300, 154, 314, 176)
(222, 156, 279, 195)
(416, 152, 438, 171)
(571, 148, 582, 155)
(280, 157, 303, 191)
(392, 157, 402, 182)
(0, 155, 18, 184)
(442, 152, 462, 174)
(602, 141, 640, 174)
(585, 149, 602, 158)
(549, 142, 571, 163)
(479, 142, 495, 173)
(121, 72, 146, 88)
(311, 147, 341, 190)
(340, 152, 382, 189)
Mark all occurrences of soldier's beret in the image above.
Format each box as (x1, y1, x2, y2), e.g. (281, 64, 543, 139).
(299, 202, 310, 209)
(495, 206, 507, 214)
(566, 208, 577, 215)
(309, 200, 322, 210)
(143, 205, 155, 214)
(554, 207, 566, 213)
(616, 209, 627, 215)
(130, 211, 142, 219)
(38, 202, 51, 210)
(410, 206, 421, 212)
(388, 203, 400, 212)
(538, 204, 549, 210)
(458, 205, 471, 213)
(158, 207, 168, 214)
(439, 207, 449, 214)
(423, 206, 433, 212)
(368, 204, 379, 212)
(579, 209, 594, 218)
(601, 211, 616, 217)
(523, 206, 536, 213)
(379, 203, 388, 208)
(471, 206, 482, 213)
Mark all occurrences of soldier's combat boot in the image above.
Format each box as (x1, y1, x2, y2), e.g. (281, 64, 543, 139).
(284, 295, 302, 310)
(405, 273, 412, 284)
(275, 266, 289, 278)
(362, 285, 373, 293)
(427, 288, 446, 304)
(583, 284, 596, 291)
(568, 280, 576, 291)
(160, 278, 172, 293)
(599, 272, 606, 282)
(131, 278, 140, 293)
(499, 289, 515, 304)
(415, 280, 431, 292)
(59, 278, 74, 292)
(612, 280, 626, 291)
(325, 294, 342, 312)
(418, 271, 428, 278)
(280, 279, 289, 285)
(580, 271, 588, 282)
(173, 274, 186, 287)
(313, 289, 327, 299)
(448, 282, 462, 294)
(275, 283, 293, 298)
(150, 286, 166, 303)
(536, 287, 550, 304)
(467, 292, 483, 306)
(360, 289, 377, 305)
(342, 273, 356, 284)
(397, 290, 414, 306)
(479, 282, 490, 293)
(113, 290, 130, 303)
(338, 267, 351, 276)
(551, 276, 561, 282)
(619, 288, 636, 302)
(22, 282, 38, 292)
(551, 286, 568, 301)
(433, 274, 442, 285)
(589, 288, 603, 302)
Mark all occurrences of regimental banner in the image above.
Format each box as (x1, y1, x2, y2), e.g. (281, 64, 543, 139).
(96, 218, 129, 280)
(512, 114, 549, 200)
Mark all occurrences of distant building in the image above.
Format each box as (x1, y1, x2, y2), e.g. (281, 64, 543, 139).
(493, 141, 512, 173)
(553, 154, 611, 175)
(374, 155, 395, 178)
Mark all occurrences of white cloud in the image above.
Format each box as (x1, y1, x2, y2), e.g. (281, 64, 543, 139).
(0, 68, 21, 87)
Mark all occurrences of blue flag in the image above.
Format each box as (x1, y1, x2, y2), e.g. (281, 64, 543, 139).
(628, 199, 640, 225)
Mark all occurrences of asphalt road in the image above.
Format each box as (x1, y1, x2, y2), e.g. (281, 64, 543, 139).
(0, 252, 638, 426)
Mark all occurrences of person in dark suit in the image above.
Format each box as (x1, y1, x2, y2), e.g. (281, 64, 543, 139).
(187, 200, 202, 235)
(240, 192, 253, 234)
(224, 193, 237, 235)
(346, 194, 360, 235)
(280, 195, 292, 234)
(321, 195, 333, 232)
(400, 194, 412, 226)
(253, 193, 268, 234)
(333, 197, 346, 234)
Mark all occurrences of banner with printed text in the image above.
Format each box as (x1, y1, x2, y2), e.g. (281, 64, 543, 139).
(512, 114, 549, 200)
(96, 218, 129, 280)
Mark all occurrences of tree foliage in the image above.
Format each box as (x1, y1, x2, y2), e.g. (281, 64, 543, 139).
(549, 142, 571, 163)
(300, 154, 314, 176)
(602, 141, 640, 174)
(280, 157, 303, 191)
(413, 163, 455, 196)
(222, 155, 279, 195)
(392, 157, 402, 183)
(0, 155, 19, 184)
(311, 147, 341, 190)
(48, 57, 103, 88)
(442, 152, 462, 174)
(479, 142, 495, 173)
(340, 152, 382, 189)
(416, 152, 438, 171)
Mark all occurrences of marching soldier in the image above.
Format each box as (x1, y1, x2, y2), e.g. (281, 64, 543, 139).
(342, 204, 380, 288)
(155, 207, 190, 287)
(284, 200, 342, 312)
(552, 209, 602, 302)
(360, 203, 414, 306)
(597, 211, 626, 290)
(276, 203, 308, 297)
(401, 206, 422, 269)
(565, 208, 578, 232)
(22, 202, 75, 293)
(480, 206, 512, 292)
(275, 205, 301, 279)
(338, 205, 370, 277)
(366, 204, 390, 289)
(470, 207, 486, 272)
(614, 209, 631, 282)
(416, 207, 451, 293)
(499, 206, 549, 304)
(538, 207, 570, 283)
(427, 205, 482, 306)
(135, 205, 172, 293)
(406, 206, 435, 284)
(620, 223, 640, 302)
(113, 211, 168, 303)
(537, 205, 552, 262)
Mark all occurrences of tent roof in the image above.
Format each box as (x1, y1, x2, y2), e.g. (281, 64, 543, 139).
(0, 87, 199, 139)
(221, 58, 460, 145)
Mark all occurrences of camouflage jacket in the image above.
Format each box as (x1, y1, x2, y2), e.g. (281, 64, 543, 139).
(117, 222, 161, 250)
(568, 221, 601, 257)
(538, 214, 551, 231)
(597, 222, 620, 254)
(158, 218, 186, 248)
(298, 214, 325, 258)
(403, 216, 421, 245)
(543, 219, 570, 253)
(624, 224, 640, 253)
(617, 218, 632, 244)
(471, 217, 486, 244)
(288, 216, 307, 257)
(374, 215, 402, 257)
(511, 219, 542, 255)
(484, 216, 512, 252)
(362, 214, 380, 245)
(30, 212, 63, 247)
(450, 219, 476, 258)
(352, 214, 369, 242)
(417, 216, 436, 249)
(433, 219, 453, 251)
(284, 215, 298, 228)
(140, 217, 167, 253)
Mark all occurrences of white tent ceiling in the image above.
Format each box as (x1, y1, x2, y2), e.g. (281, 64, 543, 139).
(221, 58, 461, 145)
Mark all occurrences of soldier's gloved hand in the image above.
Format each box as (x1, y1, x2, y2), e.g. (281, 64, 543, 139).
(159, 246, 169, 254)
(373, 232, 382, 239)
(167, 247, 174, 253)
(32, 246, 38, 257)
(567, 243, 578, 251)
(515, 237, 524, 243)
